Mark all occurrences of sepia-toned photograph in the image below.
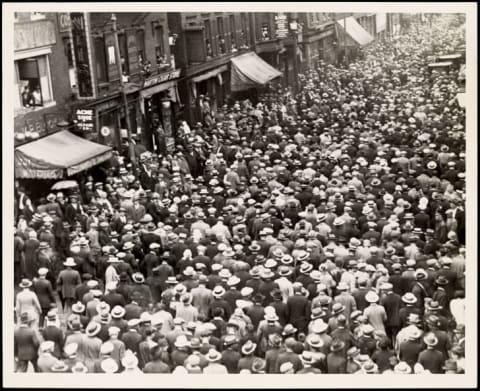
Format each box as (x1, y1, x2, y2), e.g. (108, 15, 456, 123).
(2, 2, 477, 388)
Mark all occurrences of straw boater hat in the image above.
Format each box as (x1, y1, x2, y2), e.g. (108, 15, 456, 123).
(132, 273, 145, 284)
(423, 333, 439, 347)
(402, 292, 417, 304)
(19, 279, 32, 289)
(365, 291, 379, 303)
(206, 349, 222, 362)
(394, 361, 412, 374)
(51, 361, 69, 372)
(100, 358, 118, 373)
(86, 322, 101, 337)
(71, 362, 88, 373)
(212, 286, 226, 298)
(111, 305, 126, 319)
(63, 257, 76, 267)
(241, 340, 257, 355)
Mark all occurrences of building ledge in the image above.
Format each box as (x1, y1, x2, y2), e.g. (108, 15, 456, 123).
(14, 101, 57, 119)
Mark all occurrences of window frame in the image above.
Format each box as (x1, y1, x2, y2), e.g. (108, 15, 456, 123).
(14, 53, 55, 113)
(217, 17, 226, 55)
(229, 15, 237, 51)
(204, 19, 214, 58)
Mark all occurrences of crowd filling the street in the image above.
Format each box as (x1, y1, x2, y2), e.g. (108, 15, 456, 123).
(13, 14, 466, 374)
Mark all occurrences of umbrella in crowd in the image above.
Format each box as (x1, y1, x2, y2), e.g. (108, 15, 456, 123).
(51, 180, 79, 191)
(13, 14, 466, 375)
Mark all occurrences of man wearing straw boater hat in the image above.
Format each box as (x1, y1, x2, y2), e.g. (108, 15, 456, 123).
(56, 257, 81, 314)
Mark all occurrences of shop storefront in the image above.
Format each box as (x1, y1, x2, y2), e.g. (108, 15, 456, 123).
(302, 27, 336, 67)
(335, 16, 374, 64)
(73, 84, 141, 152)
(139, 68, 181, 154)
(189, 64, 229, 121)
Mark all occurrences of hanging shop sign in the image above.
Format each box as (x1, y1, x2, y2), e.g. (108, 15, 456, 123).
(74, 108, 95, 133)
(143, 69, 181, 88)
(275, 14, 289, 38)
(100, 126, 111, 137)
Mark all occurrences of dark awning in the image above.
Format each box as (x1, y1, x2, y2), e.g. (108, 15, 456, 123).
(230, 52, 283, 92)
(15, 130, 112, 179)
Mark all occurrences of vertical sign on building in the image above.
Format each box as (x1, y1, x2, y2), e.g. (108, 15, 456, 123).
(70, 13, 93, 97)
(275, 13, 289, 38)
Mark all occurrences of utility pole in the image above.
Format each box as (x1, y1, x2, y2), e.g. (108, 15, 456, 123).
(343, 16, 347, 66)
(111, 13, 137, 176)
(289, 13, 299, 94)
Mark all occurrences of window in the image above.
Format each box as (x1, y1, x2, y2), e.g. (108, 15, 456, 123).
(155, 25, 168, 68)
(136, 29, 145, 65)
(15, 55, 53, 110)
(117, 33, 129, 74)
(217, 17, 226, 54)
(241, 13, 249, 47)
(229, 15, 237, 52)
(261, 23, 270, 40)
(204, 20, 213, 58)
(94, 37, 108, 84)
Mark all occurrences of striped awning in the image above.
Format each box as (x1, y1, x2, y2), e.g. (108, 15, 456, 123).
(15, 130, 112, 179)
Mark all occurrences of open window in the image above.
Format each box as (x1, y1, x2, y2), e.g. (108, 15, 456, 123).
(15, 55, 53, 110)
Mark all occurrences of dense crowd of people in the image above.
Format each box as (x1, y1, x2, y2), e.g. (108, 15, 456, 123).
(13, 14, 466, 374)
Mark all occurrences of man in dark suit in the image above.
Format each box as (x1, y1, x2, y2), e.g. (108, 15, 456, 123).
(379, 283, 402, 343)
(41, 311, 65, 359)
(14, 313, 40, 372)
(220, 335, 241, 373)
(285, 283, 310, 334)
(124, 294, 144, 321)
(32, 267, 56, 327)
(103, 283, 127, 309)
(56, 258, 82, 313)
(121, 319, 143, 356)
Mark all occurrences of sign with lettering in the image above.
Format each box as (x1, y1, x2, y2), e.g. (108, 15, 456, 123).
(14, 112, 66, 144)
(275, 14, 289, 38)
(143, 69, 181, 88)
(57, 13, 71, 33)
(14, 20, 56, 51)
(71, 13, 93, 97)
(74, 108, 95, 132)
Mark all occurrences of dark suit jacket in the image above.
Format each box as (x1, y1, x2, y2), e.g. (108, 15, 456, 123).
(14, 325, 40, 360)
(286, 294, 310, 332)
(57, 269, 81, 298)
(380, 292, 402, 327)
(33, 278, 55, 309)
(221, 349, 241, 373)
(42, 325, 65, 358)
(103, 292, 126, 309)
(121, 330, 143, 354)
(124, 302, 143, 320)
